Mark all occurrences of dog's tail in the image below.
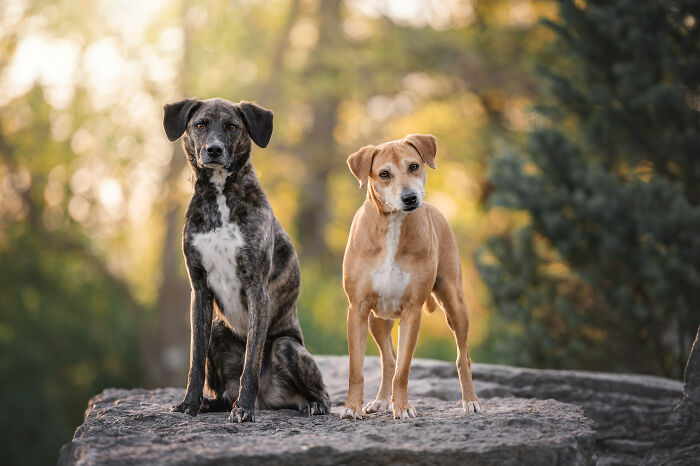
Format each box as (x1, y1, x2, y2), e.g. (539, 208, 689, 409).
(423, 294, 439, 314)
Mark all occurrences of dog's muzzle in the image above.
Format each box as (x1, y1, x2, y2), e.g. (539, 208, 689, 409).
(200, 143, 230, 168)
(401, 191, 421, 212)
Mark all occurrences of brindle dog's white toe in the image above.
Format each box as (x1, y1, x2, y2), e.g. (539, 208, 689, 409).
(230, 406, 255, 423)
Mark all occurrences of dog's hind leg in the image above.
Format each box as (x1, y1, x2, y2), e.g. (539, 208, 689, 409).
(200, 319, 245, 413)
(433, 283, 482, 413)
(257, 336, 330, 415)
(364, 315, 395, 414)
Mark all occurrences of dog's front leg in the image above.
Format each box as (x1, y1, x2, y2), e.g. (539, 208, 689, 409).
(230, 285, 270, 423)
(171, 285, 214, 416)
(341, 303, 370, 419)
(391, 308, 422, 420)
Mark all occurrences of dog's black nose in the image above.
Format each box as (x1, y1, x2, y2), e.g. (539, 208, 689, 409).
(401, 192, 418, 206)
(206, 144, 224, 157)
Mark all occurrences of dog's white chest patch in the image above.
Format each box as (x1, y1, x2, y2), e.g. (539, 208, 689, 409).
(192, 169, 248, 334)
(371, 213, 411, 316)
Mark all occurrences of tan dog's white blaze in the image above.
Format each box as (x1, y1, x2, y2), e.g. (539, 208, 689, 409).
(341, 133, 482, 421)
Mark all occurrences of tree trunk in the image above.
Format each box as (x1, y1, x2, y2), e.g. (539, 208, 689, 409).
(151, 166, 190, 388)
(294, 0, 343, 261)
(150, 0, 193, 388)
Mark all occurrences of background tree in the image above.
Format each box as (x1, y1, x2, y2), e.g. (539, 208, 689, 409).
(0, 88, 144, 466)
(477, 0, 700, 378)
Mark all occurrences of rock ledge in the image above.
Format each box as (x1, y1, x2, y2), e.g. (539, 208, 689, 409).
(60, 355, 685, 465)
(59, 388, 594, 466)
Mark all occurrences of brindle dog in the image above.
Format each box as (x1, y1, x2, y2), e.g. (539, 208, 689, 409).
(164, 97, 329, 423)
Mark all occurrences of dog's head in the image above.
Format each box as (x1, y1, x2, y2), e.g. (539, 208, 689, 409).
(163, 98, 273, 172)
(347, 134, 437, 213)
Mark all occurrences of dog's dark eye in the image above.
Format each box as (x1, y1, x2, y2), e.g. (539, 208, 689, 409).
(409, 163, 419, 172)
(379, 170, 390, 179)
(229, 125, 238, 132)
(196, 122, 205, 130)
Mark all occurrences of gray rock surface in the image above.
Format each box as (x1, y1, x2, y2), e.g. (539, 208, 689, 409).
(58, 389, 594, 466)
(60, 356, 683, 466)
(643, 326, 700, 466)
(315, 356, 682, 466)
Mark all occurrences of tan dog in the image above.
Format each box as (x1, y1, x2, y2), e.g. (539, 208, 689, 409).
(340, 134, 481, 420)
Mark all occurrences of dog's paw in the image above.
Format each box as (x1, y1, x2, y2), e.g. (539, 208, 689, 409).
(463, 400, 482, 414)
(199, 397, 225, 413)
(340, 405, 363, 420)
(392, 404, 417, 420)
(171, 398, 200, 416)
(229, 406, 255, 423)
(302, 401, 328, 416)
(363, 398, 391, 414)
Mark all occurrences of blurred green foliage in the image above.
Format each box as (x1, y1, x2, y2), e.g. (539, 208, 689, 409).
(0, 221, 143, 466)
(0, 89, 144, 465)
(477, 0, 700, 377)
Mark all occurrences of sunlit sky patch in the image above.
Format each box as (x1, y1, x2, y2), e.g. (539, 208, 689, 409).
(1, 0, 482, 108)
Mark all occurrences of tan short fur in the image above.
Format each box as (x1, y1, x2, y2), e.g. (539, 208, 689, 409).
(341, 134, 481, 420)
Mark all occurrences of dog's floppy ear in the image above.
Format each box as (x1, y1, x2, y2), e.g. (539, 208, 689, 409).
(405, 133, 437, 169)
(163, 98, 202, 142)
(239, 101, 273, 148)
(347, 145, 377, 187)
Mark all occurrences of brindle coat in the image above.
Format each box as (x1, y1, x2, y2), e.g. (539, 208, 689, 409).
(164, 97, 329, 423)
